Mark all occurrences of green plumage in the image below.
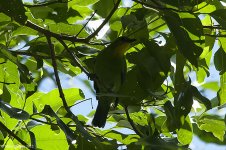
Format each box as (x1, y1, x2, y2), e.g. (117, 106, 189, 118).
(92, 37, 135, 128)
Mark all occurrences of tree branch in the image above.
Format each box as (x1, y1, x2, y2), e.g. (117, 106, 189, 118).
(75, 10, 97, 38)
(10, 50, 63, 59)
(132, 0, 194, 13)
(46, 35, 100, 148)
(124, 106, 144, 137)
(203, 25, 226, 30)
(25, 21, 88, 43)
(46, 36, 68, 108)
(0, 122, 31, 149)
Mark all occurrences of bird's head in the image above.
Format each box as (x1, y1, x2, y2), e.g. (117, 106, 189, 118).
(113, 36, 136, 56)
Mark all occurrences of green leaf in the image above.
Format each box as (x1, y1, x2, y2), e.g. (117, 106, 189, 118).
(92, 0, 115, 18)
(0, 44, 32, 84)
(41, 105, 77, 143)
(49, 23, 88, 36)
(163, 11, 203, 67)
(130, 47, 166, 91)
(31, 88, 83, 112)
(211, 9, 226, 29)
(0, 130, 4, 141)
(29, 131, 36, 150)
(196, 0, 223, 13)
(70, 0, 98, 6)
(30, 125, 68, 149)
(164, 101, 177, 131)
(103, 130, 139, 145)
(174, 79, 193, 127)
(116, 120, 133, 129)
(0, 100, 30, 120)
(12, 26, 38, 36)
(76, 45, 99, 55)
(0, 0, 27, 24)
(191, 86, 211, 110)
(193, 123, 226, 145)
(218, 72, 226, 105)
(121, 14, 149, 40)
(177, 116, 193, 145)
(119, 68, 148, 106)
(198, 115, 225, 141)
(214, 47, 226, 74)
(130, 112, 148, 126)
(201, 81, 219, 91)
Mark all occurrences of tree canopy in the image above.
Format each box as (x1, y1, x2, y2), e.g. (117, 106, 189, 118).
(0, 0, 226, 149)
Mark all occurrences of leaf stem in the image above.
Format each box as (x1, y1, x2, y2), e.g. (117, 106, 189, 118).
(0, 122, 32, 149)
(124, 106, 144, 137)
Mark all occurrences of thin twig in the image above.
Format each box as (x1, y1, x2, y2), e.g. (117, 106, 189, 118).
(25, 21, 88, 43)
(86, 0, 121, 40)
(10, 50, 63, 59)
(203, 25, 226, 30)
(70, 98, 92, 107)
(46, 36, 68, 108)
(0, 122, 31, 149)
(30, 117, 77, 127)
(124, 106, 144, 137)
(0, 81, 15, 85)
(75, 10, 97, 38)
(205, 33, 224, 37)
(133, 0, 193, 13)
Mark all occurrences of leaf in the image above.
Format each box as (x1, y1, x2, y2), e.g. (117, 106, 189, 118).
(30, 125, 69, 150)
(174, 79, 193, 127)
(0, 44, 32, 84)
(214, 47, 226, 74)
(130, 112, 148, 126)
(31, 88, 83, 112)
(92, 0, 115, 18)
(70, 0, 98, 6)
(121, 14, 149, 40)
(0, 0, 27, 24)
(198, 115, 225, 141)
(211, 9, 226, 29)
(131, 47, 166, 91)
(191, 86, 212, 110)
(193, 123, 226, 145)
(41, 105, 77, 143)
(177, 116, 193, 145)
(119, 68, 148, 106)
(116, 120, 133, 129)
(218, 72, 226, 105)
(0, 100, 30, 120)
(103, 130, 139, 145)
(164, 101, 177, 131)
(29, 131, 36, 150)
(76, 45, 99, 55)
(201, 81, 219, 91)
(143, 40, 171, 75)
(163, 11, 203, 67)
(12, 26, 38, 36)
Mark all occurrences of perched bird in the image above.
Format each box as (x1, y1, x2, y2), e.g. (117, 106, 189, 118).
(92, 36, 136, 128)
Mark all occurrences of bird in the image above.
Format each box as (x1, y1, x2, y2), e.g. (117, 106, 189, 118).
(92, 36, 136, 128)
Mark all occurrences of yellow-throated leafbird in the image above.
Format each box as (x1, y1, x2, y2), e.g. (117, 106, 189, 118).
(92, 36, 136, 128)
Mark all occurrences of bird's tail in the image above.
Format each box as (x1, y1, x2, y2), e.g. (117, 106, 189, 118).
(92, 99, 111, 128)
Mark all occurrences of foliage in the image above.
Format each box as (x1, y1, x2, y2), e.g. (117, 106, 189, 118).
(0, 0, 225, 149)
